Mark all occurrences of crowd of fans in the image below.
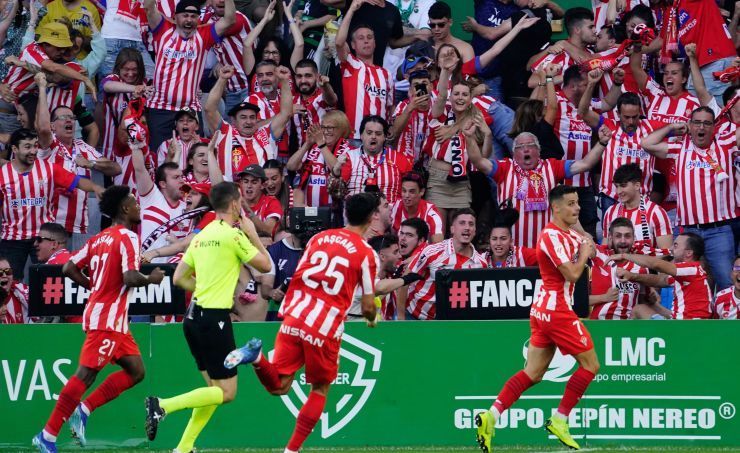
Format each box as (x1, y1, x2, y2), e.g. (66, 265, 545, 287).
(0, 0, 738, 324)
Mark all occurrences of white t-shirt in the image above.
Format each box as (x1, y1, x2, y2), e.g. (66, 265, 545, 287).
(101, 0, 144, 41)
(382, 0, 434, 92)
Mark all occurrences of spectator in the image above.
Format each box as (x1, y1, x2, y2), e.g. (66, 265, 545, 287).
(298, 0, 338, 59)
(245, 60, 294, 160)
(485, 207, 537, 268)
(398, 216, 429, 264)
(157, 108, 207, 169)
(363, 190, 392, 239)
(403, 208, 487, 320)
(390, 68, 433, 162)
(389, 171, 444, 242)
(336, 0, 395, 138)
(237, 164, 283, 239)
(37, 0, 103, 59)
(204, 65, 292, 180)
(334, 115, 412, 203)
(263, 159, 292, 213)
(259, 222, 305, 321)
(14, 91, 39, 130)
(713, 255, 740, 319)
(602, 163, 672, 250)
(0, 128, 102, 280)
(292, 59, 338, 149)
(0, 254, 29, 324)
(642, 107, 738, 290)
(508, 99, 564, 160)
(346, 0, 412, 66)
(616, 232, 714, 319)
(98, 0, 156, 79)
(33, 222, 71, 264)
(143, 0, 236, 152)
(427, 1, 474, 62)
(383, 0, 434, 96)
(177, 139, 224, 185)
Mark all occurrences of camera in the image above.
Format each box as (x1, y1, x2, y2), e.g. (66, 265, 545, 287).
(288, 207, 332, 245)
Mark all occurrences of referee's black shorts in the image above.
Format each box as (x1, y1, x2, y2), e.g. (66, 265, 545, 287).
(183, 304, 237, 379)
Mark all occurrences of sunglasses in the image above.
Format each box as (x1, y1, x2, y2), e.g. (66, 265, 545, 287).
(733, 265, 740, 272)
(0, 268, 12, 276)
(33, 236, 57, 243)
(428, 22, 447, 29)
(52, 114, 77, 122)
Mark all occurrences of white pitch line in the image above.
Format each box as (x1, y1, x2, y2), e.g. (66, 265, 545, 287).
(454, 395, 721, 400)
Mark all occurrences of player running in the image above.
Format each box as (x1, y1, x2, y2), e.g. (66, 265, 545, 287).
(33, 185, 165, 452)
(224, 192, 380, 453)
(475, 185, 598, 452)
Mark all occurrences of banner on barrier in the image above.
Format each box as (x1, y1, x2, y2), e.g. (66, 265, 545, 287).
(27, 264, 186, 316)
(435, 267, 589, 319)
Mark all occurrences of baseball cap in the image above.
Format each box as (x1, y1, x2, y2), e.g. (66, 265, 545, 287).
(175, 0, 201, 14)
(227, 101, 260, 118)
(237, 164, 267, 180)
(181, 182, 211, 196)
(175, 107, 199, 122)
(36, 22, 73, 48)
(402, 55, 431, 76)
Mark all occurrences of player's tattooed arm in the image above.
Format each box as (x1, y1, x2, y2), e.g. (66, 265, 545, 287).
(62, 261, 91, 289)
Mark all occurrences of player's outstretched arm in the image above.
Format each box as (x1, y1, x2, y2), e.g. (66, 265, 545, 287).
(611, 253, 678, 276)
(125, 267, 165, 288)
(63, 261, 91, 289)
(173, 262, 196, 292)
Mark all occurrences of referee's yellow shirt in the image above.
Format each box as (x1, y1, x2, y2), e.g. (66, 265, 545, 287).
(182, 220, 259, 309)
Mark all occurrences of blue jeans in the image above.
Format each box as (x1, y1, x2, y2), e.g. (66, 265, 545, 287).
(687, 57, 735, 106)
(682, 224, 735, 291)
(224, 87, 250, 118)
(486, 99, 515, 160)
(98, 38, 155, 82)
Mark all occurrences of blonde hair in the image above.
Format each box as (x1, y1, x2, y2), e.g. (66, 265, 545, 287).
(322, 110, 352, 141)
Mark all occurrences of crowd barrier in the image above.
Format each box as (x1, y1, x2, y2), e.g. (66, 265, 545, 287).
(1, 321, 737, 449)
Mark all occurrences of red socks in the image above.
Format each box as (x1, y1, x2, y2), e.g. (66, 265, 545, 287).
(287, 391, 326, 451)
(253, 354, 281, 393)
(83, 370, 136, 413)
(557, 367, 596, 416)
(493, 370, 534, 414)
(44, 375, 87, 436)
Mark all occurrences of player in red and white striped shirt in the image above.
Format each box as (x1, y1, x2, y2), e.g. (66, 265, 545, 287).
(468, 129, 606, 248)
(713, 256, 740, 319)
(336, 2, 394, 138)
(389, 172, 444, 243)
(143, 0, 235, 150)
(338, 116, 411, 204)
(0, 129, 102, 280)
(292, 59, 337, 149)
(0, 259, 29, 324)
(34, 185, 165, 451)
(204, 65, 293, 181)
(615, 232, 713, 319)
(405, 208, 487, 320)
(602, 163, 672, 249)
(485, 208, 537, 268)
(226, 192, 379, 453)
(642, 108, 738, 290)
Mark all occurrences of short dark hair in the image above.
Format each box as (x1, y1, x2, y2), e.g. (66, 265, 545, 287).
(209, 182, 241, 212)
(562, 65, 584, 88)
(680, 232, 705, 260)
(664, 60, 688, 79)
(400, 217, 429, 242)
(9, 128, 37, 149)
(17, 92, 39, 124)
(564, 7, 594, 36)
(622, 5, 656, 29)
(345, 192, 380, 226)
(50, 105, 74, 121)
(608, 216, 634, 233)
(428, 1, 451, 19)
(99, 185, 132, 219)
(39, 222, 69, 241)
(617, 92, 642, 113)
(295, 59, 318, 72)
(263, 159, 283, 170)
(350, 24, 374, 41)
(450, 207, 476, 224)
(255, 59, 277, 72)
(368, 233, 398, 252)
(408, 70, 431, 85)
(359, 115, 389, 135)
(690, 106, 715, 121)
(601, 23, 627, 43)
(401, 171, 426, 190)
(548, 184, 578, 205)
(155, 162, 180, 188)
(613, 163, 642, 185)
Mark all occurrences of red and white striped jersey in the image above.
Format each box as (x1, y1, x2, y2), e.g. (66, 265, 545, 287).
(298, 140, 350, 207)
(471, 95, 496, 126)
(389, 199, 443, 237)
(156, 136, 208, 169)
(292, 90, 331, 149)
(530, 49, 591, 88)
(139, 185, 189, 257)
(669, 262, 712, 319)
(667, 136, 737, 226)
(245, 90, 289, 157)
(391, 98, 432, 161)
(406, 239, 487, 320)
(43, 136, 102, 234)
(553, 92, 592, 187)
(643, 84, 700, 124)
(427, 112, 471, 181)
(489, 158, 568, 247)
(602, 197, 672, 246)
(147, 20, 220, 111)
(71, 225, 141, 333)
(599, 118, 659, 199)
(249, 194, 283, 222)
(486, 246, 538, 268)
(46, 62, 85, 112)
(589, 246, 648, 320)
(201, 8, 251, 92)
(0, 160, 77, 240)
(340, 147, 412, 204)
(101, 75, 130, 160)
(216, 121, 276, 180)
(1, 282, 29, 324)
(2, 42, 48, 95)
(531, 222, 584, 314)
(279, 228, 378, 339)
(341, 53, 394, 138)
(713, 287, 739, 319)
(592, 0, 648, 31)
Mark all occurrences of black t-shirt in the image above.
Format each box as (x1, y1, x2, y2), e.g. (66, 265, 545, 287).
(531, 119, 565, 160)
(347, 3, 404, 66)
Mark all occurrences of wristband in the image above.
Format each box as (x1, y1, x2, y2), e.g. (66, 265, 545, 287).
(545, 77, 554, 83)
(537, 82, 546, 87)
(317, 143, 327, 148)
(401, 272, 423, 286)
(599, 140, 609, 146)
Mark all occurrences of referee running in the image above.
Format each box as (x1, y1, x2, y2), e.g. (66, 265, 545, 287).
(144, 182, 271, 452)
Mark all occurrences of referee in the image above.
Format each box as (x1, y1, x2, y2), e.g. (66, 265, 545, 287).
(144, 182, 271, 451)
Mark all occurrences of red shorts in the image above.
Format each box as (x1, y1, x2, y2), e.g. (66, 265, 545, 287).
(273, 317, 340, 385)
(529, 309, 593, 356)
(79, 330, 141, 371)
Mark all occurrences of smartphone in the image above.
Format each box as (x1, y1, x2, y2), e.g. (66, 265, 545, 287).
(415, 83, 428, 96)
